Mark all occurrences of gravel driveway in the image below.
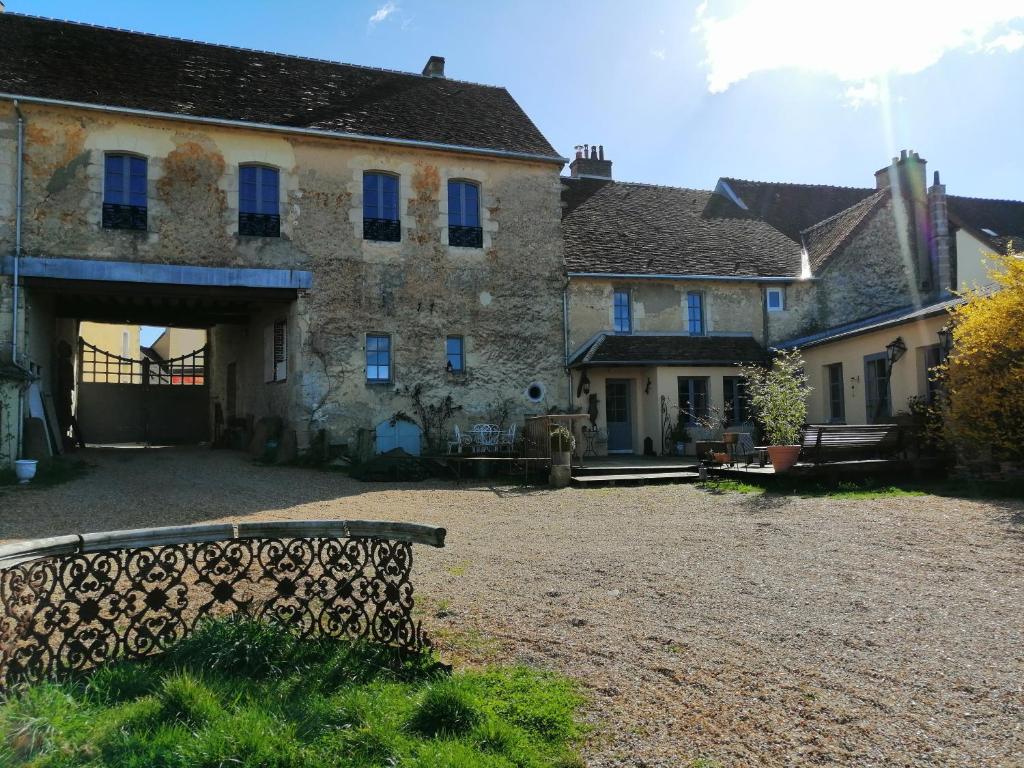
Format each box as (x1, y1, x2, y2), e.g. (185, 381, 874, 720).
(2, 447, 1022, 767)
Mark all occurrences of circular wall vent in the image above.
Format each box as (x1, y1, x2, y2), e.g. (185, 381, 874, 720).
(525, 381, 546, 403)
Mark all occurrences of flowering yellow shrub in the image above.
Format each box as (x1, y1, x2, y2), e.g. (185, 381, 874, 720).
(944, 248, 1024, 461)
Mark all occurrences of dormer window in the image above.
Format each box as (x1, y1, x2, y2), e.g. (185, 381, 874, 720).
(363, 172, 400, 242)
(103, 153, 147, 230)
(687, 291, 705, 335)
(239, 165, 280, 237)
(613, 289, 631, 333)
(448, 180, 482, 247)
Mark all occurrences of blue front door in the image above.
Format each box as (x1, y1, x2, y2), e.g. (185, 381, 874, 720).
(605, 379, 633, 453)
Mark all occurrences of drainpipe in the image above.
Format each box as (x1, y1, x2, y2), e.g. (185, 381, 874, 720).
(10, 99, 33, 459)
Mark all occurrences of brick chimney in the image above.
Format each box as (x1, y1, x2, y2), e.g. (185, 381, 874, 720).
(928, 170, 954, 295)
(569, 144, 612, 180)
(875, 150, 933, 293)
(422, 55, 445, 78)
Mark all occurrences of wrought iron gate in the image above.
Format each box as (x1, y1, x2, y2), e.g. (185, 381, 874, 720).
(76, 339, 209, 444)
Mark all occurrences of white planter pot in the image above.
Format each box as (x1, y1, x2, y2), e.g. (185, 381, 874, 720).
(14, 459, 38, 485)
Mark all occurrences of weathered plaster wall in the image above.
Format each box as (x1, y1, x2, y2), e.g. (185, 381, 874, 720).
(0, 102, 567, 451)
(567, 278, 766, 351)
(954, 229, 999, 291)
(800, 314, 946, 424)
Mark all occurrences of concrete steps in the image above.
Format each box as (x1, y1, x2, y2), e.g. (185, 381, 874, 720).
(571, 462, 700, 487)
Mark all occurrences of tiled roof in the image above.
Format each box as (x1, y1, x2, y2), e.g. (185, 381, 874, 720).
(947, 195, 1024, 254)
(561, 179, 805, 277)
(716, 178, 877, 241)
(0, 14, 559, 159)
(570, 334, 767, 367)
(777, 294, 964, 350)
(801, 188, 890, 271)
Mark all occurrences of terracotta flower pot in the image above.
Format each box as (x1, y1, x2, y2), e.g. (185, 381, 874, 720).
(767, 445, 801, 473)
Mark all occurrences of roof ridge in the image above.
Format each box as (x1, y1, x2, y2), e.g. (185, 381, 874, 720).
(561, 177, 712, 194)
(947, 193, 1024, 206)
(800, 187, 889, 235)
(3, 12, 507, 92)
(721, 176, 875, 193)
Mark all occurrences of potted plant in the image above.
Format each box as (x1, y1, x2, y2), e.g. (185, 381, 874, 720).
(14, 459, 38, 485)
(550, 426, 575, 466)
(691, 405, 728, 462)
(667, 414, 690, 456)
(739, 349, 810, 473)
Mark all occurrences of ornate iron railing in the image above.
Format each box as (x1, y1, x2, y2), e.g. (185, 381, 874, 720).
(0, 520, 445, 687)
(448, 225, 483, 248)
(102, 203, 147, 231)
(239, 212, 281, 238)
(363, 217, 401, 242)
(79, 339, 206, 386)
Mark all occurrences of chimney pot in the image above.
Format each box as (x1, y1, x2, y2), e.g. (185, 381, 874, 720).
(599, 145, 604, 160)
(933, 170, 940, 185)
(421, 55, 445, 78)
(569, 143, 613, 180)
(900, 149, 908, 160)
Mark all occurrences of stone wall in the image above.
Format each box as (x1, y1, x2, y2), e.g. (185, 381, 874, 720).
(0, 102, 568, 452)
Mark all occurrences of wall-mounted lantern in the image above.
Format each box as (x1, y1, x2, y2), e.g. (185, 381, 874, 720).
(886, 336, 907, 368)
(937, 325, 953, 358)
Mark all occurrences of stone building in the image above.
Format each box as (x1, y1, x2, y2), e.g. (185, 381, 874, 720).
(562, 147, 1023, 454)
(0, 13, 568, 466)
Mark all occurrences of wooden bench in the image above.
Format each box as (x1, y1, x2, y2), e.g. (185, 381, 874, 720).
(801, 424, 903, 465)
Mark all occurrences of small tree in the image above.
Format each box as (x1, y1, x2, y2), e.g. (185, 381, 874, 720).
(739, 349, 810, 445)
(942, 248, 1024, 462)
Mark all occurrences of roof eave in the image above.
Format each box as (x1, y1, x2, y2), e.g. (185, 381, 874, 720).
(1, 93, 568, 166)
(572, 358, 764, 368)
(567, 271, 807, 283)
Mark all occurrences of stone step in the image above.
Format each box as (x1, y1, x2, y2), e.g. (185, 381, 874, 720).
(570, 471, 699, 486)
(573, 464, 698, 477)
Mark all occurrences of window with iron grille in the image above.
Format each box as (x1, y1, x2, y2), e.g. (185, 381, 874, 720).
(687, 291, 705, 336)
(239, 165, 280, 237)
(678, 377, 709, 422)
(103, 154, 148, 230)
(613, 290, 631, 333)
(448, 180, 482, 247)
(363, 172, 400, 242)
(366, 334, 392, 382)
(446, 335, 464, 372)
(723, 376, 750, 424)
(826, 363, 845, 422)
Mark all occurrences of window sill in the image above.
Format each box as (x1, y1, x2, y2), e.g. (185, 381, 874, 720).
(365, 380, 393, 387)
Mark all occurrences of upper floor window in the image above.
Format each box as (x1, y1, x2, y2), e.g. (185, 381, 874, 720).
(366, 334, 392, 382)
(239, 165, 280, 237)
(448, 180, 483, 248)
(613, 290, 631, 333)
(363, 172, 400, 242)
(766, 287, 785, 312)
(687, 291, 704, 336)
(103, 153, 147, 231)
(446, 335, 464, 373)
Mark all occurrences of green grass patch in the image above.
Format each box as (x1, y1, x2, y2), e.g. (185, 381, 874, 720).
(698, 475, 930, 499)
(0, 616, 584, 768)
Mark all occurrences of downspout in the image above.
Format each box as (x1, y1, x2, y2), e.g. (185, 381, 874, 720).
(10, 99, 33, 459)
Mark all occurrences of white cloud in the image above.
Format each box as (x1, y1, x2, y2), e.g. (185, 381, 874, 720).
(651, 48, 667, 60)
(843, 80, 880, 109)
(369, 2, 397, 25)
(695, 0, 1024, 94)
(986, 30, 1024, 52)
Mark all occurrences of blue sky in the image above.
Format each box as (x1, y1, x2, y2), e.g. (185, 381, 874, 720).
(15, 0, 1024, 199)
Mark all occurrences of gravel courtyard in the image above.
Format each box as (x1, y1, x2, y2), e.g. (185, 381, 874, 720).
(1, 447, 1021, 767)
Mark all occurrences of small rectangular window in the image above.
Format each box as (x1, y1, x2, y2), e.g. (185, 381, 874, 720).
(448, 180, 482, 247)
(366, 334, 392, 382)
(766, 287, 785, 311)
(826, 363, 845, 422)
(103, 154, 148, 230)
(922, 345, 942, 403)
(613, 290, 631, 333)
(678, 377, 709, 422)
(687, 292, 704, 336)
(864, 353, 890, 423)
(446, 336, 464, 372)
(264, 320, 287, 383)
(363, 172, 400, 242)
(239, 165, 280, 237)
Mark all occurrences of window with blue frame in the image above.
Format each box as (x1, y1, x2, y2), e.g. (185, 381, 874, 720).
(723, 376, 750, 424)
(448, 180, 482, 247)
(687, 291, 704, 336)
(366, 334, 392, 382)
(363, 172, 400, 242)
(239, 165, 280, 237)
(446, 336, 464, 372)
(613, 290, 631, 333)
(103, 154, 148, 230)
